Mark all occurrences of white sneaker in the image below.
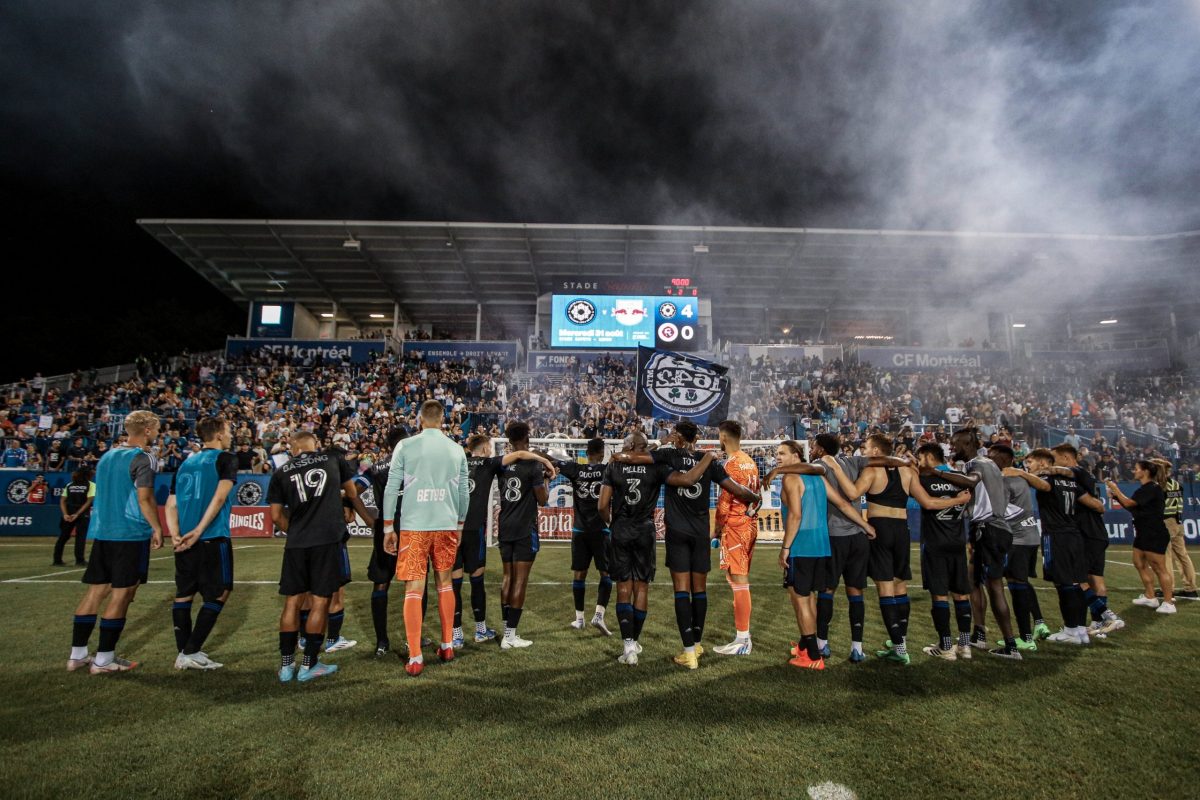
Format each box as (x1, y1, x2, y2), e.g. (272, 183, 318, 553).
(324, 636, 357, 653)
(1048, 629, 1088, 645)
(954, 644, 973, 660)
(1132, 596, 1161, 608)
(713, 638, 752, 656)
(590, 614, 612, 636)
(570, 617, 586, 630)
(175, 651, 223, 670)
(500, 634, 533, 649)
(1156, 602, 1177, 615)
(1099, 616, 1126, 634)
(1087, 621, 1103, 637)
(617, 649, 639, 665)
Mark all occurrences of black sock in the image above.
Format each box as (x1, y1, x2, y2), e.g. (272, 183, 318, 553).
(184, 600, 223, 655)
(172, 601, 193, 652)
(371, 586, 390, 644)
(72, 614, 97, 648)
(632, 608, 647, 640)
(501, 603, 511, 628)
(895, 594, 910, 641)
(616, 602, 635, 640)
(326, 610, 344, 644)
(1070, 586, 1089, 628)
(674, 591, 695, 647)
(572, 580, 586, 613)
(880, 597, 901, 644)
(848, 595, 865, 643)
(597, 576, 613, 609)
(932, 600, 952, 649)
(803, 632, 820, 660)
(691, 591, 707, 643)
(302, 631, 323, 668)
(1008, 584, 1032, 640)
(1028, 585, 1045, 624)
(816, 592, 834, 640)
(508, 606, 523, 632)
(972, 623, 987, 643)
(452, 577, 464, 628)
(469, 575, 487, 623)
(279, 630, 299, 667)
(97, 617, 125, 654)
(954, 599, 973, 642)
(1084, 588, 1108, 622)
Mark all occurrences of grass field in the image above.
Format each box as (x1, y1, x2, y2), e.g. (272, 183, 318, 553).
(1, 538, 1196, 800)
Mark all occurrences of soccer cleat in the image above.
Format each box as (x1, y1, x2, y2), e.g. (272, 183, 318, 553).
(969, 638, 990, 651)
(175, 652, 223, 670)
(374, 642, 390, 657)
(297, 661, 339, 682)
(954, 644, 973, 660)
(474, 627, 497, 643)
(1032, 622, 1052, 640)
(278, 663, 296, 683)
(591, 614, 612, 636)
(451, 634, 465, 650)
(1099, 617, 1125, 634)
(405, 659, 424, 677)
(673, 650, 699, 670)
(1048, 629, 1088, 645)
(996, 638, 1037, 652)
(298, 636, 306, 650)
(617, 649, 639, 666)
(713, 638, 752, 656)
(1132, 596, 1161, 608)
(1178, 590, 1199, 599)
(66, 655, 93, 672)
(922, 645, 957, 661)
(570, 617, 586, 630)
(789, 641, 801, 657)
(878, 649, 910, 665)
(324, 636, 357, 653)
(820, 643, 831, 659)
(848, 649, 866, 664)
(1086, 621, 1104, 638)
(421, 636, 433, 648)
(90, 656, 138, 675)
(988, 647, 1023, 660)
(693, 643, 705, 656)
(1156, 602, 1177, 615)
(437, 645, 455, 662)
(789, 653, 826, 670)
(500, 634, 533, 649)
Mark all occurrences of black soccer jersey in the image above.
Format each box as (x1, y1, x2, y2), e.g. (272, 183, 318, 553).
(558, 460, 607, 534)
(1070, 466, 1107, 541)
(1035, 473, 1081, 535)
(497, 460, 544, 542)
(653, 448, 726, 538)
(267, 451, 355, 549)
(919, 470, 968, 553)
(603, 460, 668, 526)
(464, 455, 503, 530)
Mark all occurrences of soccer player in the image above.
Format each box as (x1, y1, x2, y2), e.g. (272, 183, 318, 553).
(990, 444, 1051, 649)
(775, 441, 873, 670)
(712, 420, 763, 656)
(1107, 461, 1176, 614)
(54, 466, 94, 566)
(356, 427, 408, 657)
(382, 400, 470, 675)
(165, 415, 238, 670)
(612, 421, 762, 669)
(453, 435, 554, 648)
(67, 410, 163, 674)
(554, 437, 614, 636)
(824, 433, 970, 664)
(599, 431, 713, 665)
(913, 443, 978, 661)
(1011, 449, 1092, 644)
(269, 430, 367, 682)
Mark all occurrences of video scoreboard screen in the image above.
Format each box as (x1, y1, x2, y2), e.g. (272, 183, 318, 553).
(551, 294, 700, 350)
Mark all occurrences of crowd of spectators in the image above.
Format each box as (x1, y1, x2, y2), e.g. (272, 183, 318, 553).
(3, 346, 1197, 484)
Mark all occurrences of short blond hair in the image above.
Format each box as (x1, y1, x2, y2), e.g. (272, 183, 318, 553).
(124, 410, 160, 437)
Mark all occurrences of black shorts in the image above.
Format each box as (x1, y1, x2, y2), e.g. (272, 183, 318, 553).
(1042, 531, 1087, 585)
(499, 531, 540, 563)
(868, 518, 912, 583)
(610, 522, 656, 583)
(571, 529, 609, 572)
(1004, 543, 1038, 583)
(824, 534, 869, 590)
(1133, 533, 1169, 556)
(175, 537, 234, 599)
(455, 526, 487, 574)
(1084, 536, 1108, 576)
(787, 556, 827, 597)
(921, 544, 970, 597)
(280, 541, 349, 598)
(664, 528, 711, 574)
(971, 521, 1012, 585)
(82, 539, 150, 589)
(367, 519, 397, 584)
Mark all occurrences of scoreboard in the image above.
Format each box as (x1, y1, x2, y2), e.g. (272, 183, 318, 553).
(551, 294, 700, 350)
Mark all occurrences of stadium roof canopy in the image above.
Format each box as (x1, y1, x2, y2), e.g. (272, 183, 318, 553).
(138, 219, 1200, 342)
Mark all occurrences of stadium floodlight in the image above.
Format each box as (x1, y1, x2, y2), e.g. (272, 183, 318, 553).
(1100, 319, 1118, 325)
(321, 313, 334, 318)
(1012, 323, 1026, 328)
(369, 313, 385, 319)
(342, 238, 361, 251)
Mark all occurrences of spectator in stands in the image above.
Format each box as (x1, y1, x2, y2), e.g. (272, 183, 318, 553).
(46, 440, 66, 472)
(3, 440, 29, 468)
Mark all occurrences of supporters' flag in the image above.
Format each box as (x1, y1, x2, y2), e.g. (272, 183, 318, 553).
(635, 346, 731, 426)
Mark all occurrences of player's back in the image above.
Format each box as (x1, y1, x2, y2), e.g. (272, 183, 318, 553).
(269, 451, 352, 548)
(919, 469, 968, 552)
(605, 460, 665, 526)
(498, 459, 543, 540)
(655, 448, 725, 536)
(464, 455, 502, 530)
(783, 474, 830, 557)
(1003, 475, 1040, 546)
(1069, 466, 1106, 540)
(561, 460, 606, 533)
(91, 446, 155, 541)
(1036, 473, 1081, 535)
(174, 448, 238, 540)
(719, 451, 760, 518)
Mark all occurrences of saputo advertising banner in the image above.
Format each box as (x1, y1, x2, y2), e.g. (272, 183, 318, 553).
(401, 340, 518, 367)
(226, 338, 384, 364)
(857, 347, 1011, 372)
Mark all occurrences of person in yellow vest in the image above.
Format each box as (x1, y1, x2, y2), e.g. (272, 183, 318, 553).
(1154, 460, 1196, 599)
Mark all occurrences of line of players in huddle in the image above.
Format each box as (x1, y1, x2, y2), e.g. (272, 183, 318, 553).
(63, 406, 1180, 680)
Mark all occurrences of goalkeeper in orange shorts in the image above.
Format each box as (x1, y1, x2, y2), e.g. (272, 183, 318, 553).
(712, 420, 763, 656)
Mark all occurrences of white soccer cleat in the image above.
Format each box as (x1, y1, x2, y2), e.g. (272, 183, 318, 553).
(570, 618, 586, 630)
(922, 645, 957, 661)
(90, 656, 138, 675)
(591, 614, 612, 636)
(954, 644, 973, 660)
(1047, 629, 1088, 645)
(500, 634, 533, 649)
(1098, 617, 1126, 634)
(66, 655, 93, 672)
(713, 638, 752, 656)
(175, 651, 223, 670)
(1156, 602, 1177, 615)
(617, 649, 639, 665)
(1132, 596, 1161, 608)
(324, 636, 357, 653)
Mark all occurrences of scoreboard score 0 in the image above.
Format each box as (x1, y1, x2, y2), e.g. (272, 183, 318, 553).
(551, 294, 701, 351)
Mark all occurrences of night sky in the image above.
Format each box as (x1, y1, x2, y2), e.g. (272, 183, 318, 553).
(4, 1, 1198, 381)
